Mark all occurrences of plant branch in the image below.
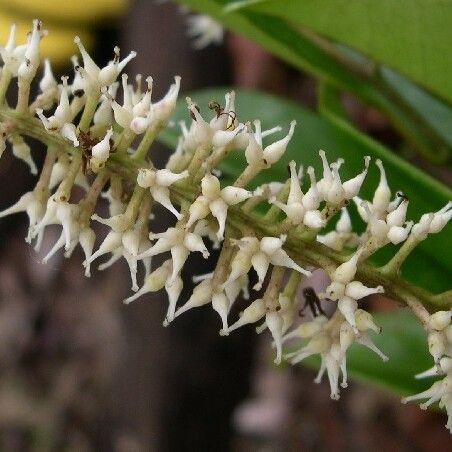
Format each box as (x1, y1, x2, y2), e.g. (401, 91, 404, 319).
(0, 105, 450, 312)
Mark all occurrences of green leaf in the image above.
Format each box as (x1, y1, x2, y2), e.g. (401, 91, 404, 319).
(228, 0, 452, 103)
(178, 0, 452, 164)
(159, 88, 452, 293)
(380, 66, 452, 150)
(304, 310, 433, 396)
(177, 0, 383, 104)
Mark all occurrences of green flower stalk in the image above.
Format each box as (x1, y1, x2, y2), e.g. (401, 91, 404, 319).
(0, 20, 451, 432)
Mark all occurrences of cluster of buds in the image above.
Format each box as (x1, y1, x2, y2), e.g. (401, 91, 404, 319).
(0, 21, 451, 432)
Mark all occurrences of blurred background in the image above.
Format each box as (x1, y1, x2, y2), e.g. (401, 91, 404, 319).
(0, 0, 450, 450)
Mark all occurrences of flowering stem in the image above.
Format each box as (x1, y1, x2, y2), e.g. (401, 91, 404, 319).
(0, 105, 450, 311)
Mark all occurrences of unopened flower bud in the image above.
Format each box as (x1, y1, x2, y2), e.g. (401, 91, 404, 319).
(387, 222, 413, 245)
(201, 173, 221, 200)
(124, 260, 171, 304)
(212, 292, 230, 332)
(386, 199, 409, 227)
(333, 252, 360, 284)
(224, 298, 266, 335)
(428, 311, 452, 331)
(303, 209, 326, 229)
(175, 278, 213, 318)
(262, 120, 296, 165)
(372, 159, 391, 215)
(345, 281, 384, 300)
(354, 309, 381, 333)
(342, 156, 370, 198)
(429, 202, 452, 234)
(91, 127, 113, 170)
(412, 213, 434, 239)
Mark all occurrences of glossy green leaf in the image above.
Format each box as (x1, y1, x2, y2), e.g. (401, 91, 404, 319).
(304, 310, 433, 396)
(178, 0, 452, 164)
(227, 0, 452, 103)
(380, 67, 452, 150)
(177, 0, 383, 104)
(159, 88, 452, 292)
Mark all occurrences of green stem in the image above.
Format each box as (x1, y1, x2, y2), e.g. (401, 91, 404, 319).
(379, 234, 420, 277)
(131, 121, 164, 161)
(77, 94, 99, 132)
(264, 266, 286, 310)
(282, 270, 302, 299)
(233, 162, 265, 188)
(115, 128, 136, 155)
(55, 153, 82, 201)
(0, 69, 12, 105)
(16, 79, 31, 113)
(78, 171, 110, 227)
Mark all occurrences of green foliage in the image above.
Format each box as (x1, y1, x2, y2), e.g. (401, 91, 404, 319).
(226, 0, 452, 103)
(178, 0, 452, 163)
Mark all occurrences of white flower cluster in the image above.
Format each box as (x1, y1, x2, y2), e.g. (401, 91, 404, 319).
(0, 21, 451, 431)
(402, 311, 452, 432)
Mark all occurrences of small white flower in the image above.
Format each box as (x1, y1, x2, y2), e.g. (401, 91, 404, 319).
(139, 226, 209, 284)
(74, 36, 136, 94)
(221, 298, 267, 335)
(18, 19, 45, 83)
(284, 309, 386, 399)
(174, 277, 213, 318)
(317, 208, 359, 251)
(0, 191, 45, 246)
(30, 59, 59, 111)
(9, 135, 37, 174)
(186, 14, 224, 49)
(94, 83, 118, 126)
(36, 77, 79, 146)
(87, 202, 152, 288)
(137, 167, 188, 219)
(402, 376, 452, 432)
(245, 120, 296, 168)
(0, 23, 27, 76)
(124, 259, 183, 326)
(90, 127, 114, 172)
(186, 173, 252, 239)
